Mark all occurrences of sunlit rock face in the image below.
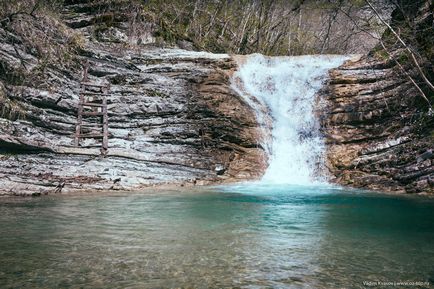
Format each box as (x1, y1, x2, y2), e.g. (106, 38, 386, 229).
(0, 4, 266, 195)
(1, 1, 432, 195)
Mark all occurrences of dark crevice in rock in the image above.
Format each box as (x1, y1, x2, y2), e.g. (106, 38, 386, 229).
(0, 140, 52, 154)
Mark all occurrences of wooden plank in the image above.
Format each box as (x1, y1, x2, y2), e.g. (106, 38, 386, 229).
(81, 92, 110, 96)
(102, 94, 109, 154)
(74, 94, 84, 146)
(83, 102, 104, 107)
(75, 62, 111, 154)
(77, 133, 105, 138)
(75, 144, 104, 148)
(82, 60, 89, 82)
(82, 111, 104, 116)
(80, 123, 102, 127)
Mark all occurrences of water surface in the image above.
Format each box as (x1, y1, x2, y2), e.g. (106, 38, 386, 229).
(0, 185, 433, 288)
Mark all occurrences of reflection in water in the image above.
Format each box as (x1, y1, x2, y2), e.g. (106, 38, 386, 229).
(0, 186, 433, 288)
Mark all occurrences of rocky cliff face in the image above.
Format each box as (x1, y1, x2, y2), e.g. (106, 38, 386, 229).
(1, 0, 432, 195)
(0, 1, 266, 195)
(321, 1, 433, 194)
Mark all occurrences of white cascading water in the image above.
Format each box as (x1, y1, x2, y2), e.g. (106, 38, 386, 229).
(232, 54, 348, 185)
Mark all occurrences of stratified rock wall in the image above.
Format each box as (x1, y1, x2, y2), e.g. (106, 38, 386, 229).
(1, 0, 431, 195)
(322, 1, 433, 193)
(0, 2, 266, 195)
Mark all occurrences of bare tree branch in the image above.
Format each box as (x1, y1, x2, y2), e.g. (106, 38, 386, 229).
(366, 0, 434, 91)
(380, 41, 432, 111)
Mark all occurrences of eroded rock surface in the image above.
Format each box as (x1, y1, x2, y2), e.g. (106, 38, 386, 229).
(320, 1, 433, 194)
(0, 2, 266, 195)
(322, 55, 433, 193)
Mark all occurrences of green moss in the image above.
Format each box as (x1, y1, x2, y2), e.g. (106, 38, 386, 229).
(397, 52, 409, 64)
(372, 48, 389, 61)
(67, 33, 85, 51)
(146, 89, 167, 98)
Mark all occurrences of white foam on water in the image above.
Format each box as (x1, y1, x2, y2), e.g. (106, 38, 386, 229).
(232, 54, 348, 185)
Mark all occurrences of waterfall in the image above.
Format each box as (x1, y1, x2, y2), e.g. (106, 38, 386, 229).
(232, 54, 348, 185)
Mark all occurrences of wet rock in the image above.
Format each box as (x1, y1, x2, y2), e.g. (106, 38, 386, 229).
(214, 164, 226, 175)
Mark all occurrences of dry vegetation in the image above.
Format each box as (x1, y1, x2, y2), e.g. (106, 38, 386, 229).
(0, 0, 432, 113)
(143, 0, 391, 55)
(0, 0, 84, 73)
(368, 0, 433, 110)
(141, 0, 432, 109)
(0, 0, 86, 119)
(0, 82, 25, 120)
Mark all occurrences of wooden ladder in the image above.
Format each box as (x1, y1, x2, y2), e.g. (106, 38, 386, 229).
(74, 61, 109, 156)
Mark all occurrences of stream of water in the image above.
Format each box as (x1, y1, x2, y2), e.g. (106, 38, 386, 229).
(232, 54, 348, 184)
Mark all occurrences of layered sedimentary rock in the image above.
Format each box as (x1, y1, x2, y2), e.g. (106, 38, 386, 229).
(322, 56, 432, 193)
(0, 2, 266, 195)
(322, 1, 433, 194)
(1, 0, 432, 195)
